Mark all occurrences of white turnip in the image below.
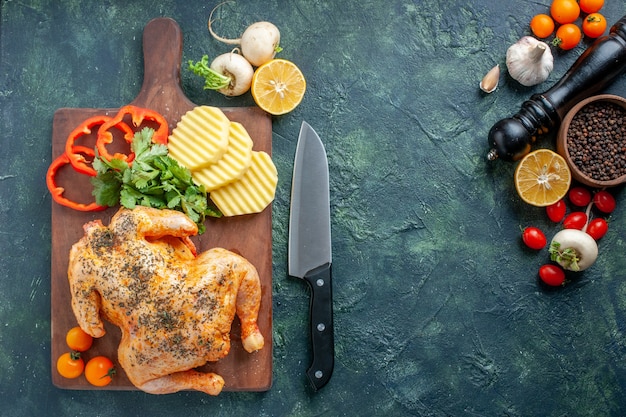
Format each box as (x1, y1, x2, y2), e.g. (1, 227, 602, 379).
(208, 2, 282, 67)
(210, 51, 254, 96)
(188, 51, 254, 96)
(549, 229, 598, 272)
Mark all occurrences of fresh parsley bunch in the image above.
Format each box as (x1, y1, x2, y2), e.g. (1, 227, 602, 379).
(91, 127, 221, 233)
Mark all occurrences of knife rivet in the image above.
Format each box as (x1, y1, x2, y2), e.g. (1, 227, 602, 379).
(317, 323, 326, 332)
(316, 279, 324, 287)
(314, 370, 323, 379)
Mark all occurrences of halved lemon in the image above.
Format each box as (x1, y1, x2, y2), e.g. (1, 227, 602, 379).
(251, 59, 306, 115)
(514, 149, 571, 207)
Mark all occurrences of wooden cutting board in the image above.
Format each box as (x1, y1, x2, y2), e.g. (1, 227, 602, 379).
(50, 17, 273, 392)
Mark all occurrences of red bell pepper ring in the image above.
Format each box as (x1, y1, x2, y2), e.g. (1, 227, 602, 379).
(96, 105, 169, 163)
(46, 146, 107, 212)
(64, 115, 113, 176)
(121, 105, 169, 145)
(94, 111, 137, 163)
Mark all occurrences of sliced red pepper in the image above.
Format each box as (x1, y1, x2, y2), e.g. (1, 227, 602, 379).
(46, 147, 107, 212)
(94, 111, 136, 163)
(96, 105, 169, 163)
(65, 115, 113, 176)
(122, 105, 169, 145)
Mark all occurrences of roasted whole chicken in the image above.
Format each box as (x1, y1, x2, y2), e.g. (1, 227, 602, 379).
(67, 206, 264, 395)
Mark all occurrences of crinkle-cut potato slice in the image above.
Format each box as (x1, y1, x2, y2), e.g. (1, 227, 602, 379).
(168, 106, 230, 170)
(191, 122, 254, 191)
(210, 151, 278, 217)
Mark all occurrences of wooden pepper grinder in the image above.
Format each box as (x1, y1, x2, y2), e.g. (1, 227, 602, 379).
(487, 15, 626, 161)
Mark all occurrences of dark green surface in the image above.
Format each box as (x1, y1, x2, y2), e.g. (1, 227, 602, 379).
(2, 1, 626, 416)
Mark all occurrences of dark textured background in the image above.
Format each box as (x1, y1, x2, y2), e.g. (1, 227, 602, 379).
(2, 1, 626, 416)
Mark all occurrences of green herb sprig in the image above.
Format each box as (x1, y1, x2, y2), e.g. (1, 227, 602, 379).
(548, 241, 581, 272)
(91, 127, 221, 233)
(188, 55, 231, 91)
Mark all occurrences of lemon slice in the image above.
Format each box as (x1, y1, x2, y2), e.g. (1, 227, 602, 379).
(251, 59, 306, 116)
(514, 149, 571, 207)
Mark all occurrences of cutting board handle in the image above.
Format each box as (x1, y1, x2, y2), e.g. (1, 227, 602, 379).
(130, 17, 196, 124)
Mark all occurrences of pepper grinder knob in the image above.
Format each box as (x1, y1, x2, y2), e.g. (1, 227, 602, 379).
(487, 118, 531, 161)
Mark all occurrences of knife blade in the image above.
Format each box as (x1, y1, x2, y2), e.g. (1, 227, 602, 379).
(288, 121, 334, 391)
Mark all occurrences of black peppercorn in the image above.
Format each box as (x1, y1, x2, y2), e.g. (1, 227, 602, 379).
(567, 101, 626, 182)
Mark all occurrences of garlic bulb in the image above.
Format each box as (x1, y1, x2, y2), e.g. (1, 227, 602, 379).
(506, 36, 554, 87)
(480, 64, 500, 93)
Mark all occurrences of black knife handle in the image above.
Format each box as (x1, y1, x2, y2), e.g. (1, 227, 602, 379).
(303, 262, 334, 391)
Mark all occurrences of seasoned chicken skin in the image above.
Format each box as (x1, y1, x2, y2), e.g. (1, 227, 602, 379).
(67, 206, 264, 395)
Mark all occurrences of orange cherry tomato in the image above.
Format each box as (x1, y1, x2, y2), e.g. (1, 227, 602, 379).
(65, 326, 94, 352)
(583, 13, 608, 38)
(56, 352, 85, 379)
(85, 356, 116, 387)
(553, 23, 582, 50)
(530, 14, 555, 38)
(579, 0, 604, 14)
(550, 0, 580, 24)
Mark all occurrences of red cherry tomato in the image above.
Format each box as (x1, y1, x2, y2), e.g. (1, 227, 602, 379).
(539, 264, 566, 286)
(586, 218, 608, 240)
(563, 212, 587, 230)
(593, 191, 616, 213)
(522, 227, 547, 250)
(546, 200, 567, 222)
(568, 186, 591, 207)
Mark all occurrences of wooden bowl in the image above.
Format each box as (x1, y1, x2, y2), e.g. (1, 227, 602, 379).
(556, 94, 626, 188)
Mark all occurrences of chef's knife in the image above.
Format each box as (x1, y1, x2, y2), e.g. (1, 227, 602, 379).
(288, 121, 334, 391)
